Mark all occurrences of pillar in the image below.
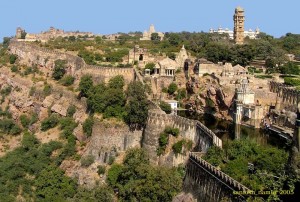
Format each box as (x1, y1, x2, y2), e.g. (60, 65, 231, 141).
(235, 123, 241, 140)
(234, 102, 243, 125)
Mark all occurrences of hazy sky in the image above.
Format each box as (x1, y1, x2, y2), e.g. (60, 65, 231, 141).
(1, 0, 299, 41)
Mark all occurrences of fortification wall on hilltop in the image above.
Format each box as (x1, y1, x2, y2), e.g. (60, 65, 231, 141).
(79, 65, 135, 84)
(9, 41, 135, 84)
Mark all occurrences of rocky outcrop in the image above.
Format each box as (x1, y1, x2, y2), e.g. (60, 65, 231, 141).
(186, 75, 233, 119)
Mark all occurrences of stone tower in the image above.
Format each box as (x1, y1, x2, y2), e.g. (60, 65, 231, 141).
(16, 27, 23, 39)
(149, 24, 156, 33)
(233, 6, 245, 45)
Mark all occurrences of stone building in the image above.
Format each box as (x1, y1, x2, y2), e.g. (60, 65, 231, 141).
(209, 27, 260, 40)
(154, 57, 179, 77)
(234, 79, 264, 128)
(128, 45, 149, 64)
(175, 45, 189, 68)
(140, 24, 164, 41)
(16, 27, 93, 42)
(233, 6, 245, 44)
(16, 27, 23, 39)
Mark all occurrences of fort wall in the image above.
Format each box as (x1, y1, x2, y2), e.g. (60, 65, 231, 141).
(183, 153, 250, 202)
(269, 81, 300, 111)
(86, 121, 143, 164)
(9, 40, 135, 84)
(143, 109, 222, 165)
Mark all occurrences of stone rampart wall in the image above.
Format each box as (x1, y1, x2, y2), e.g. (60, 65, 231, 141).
(183, 153, 250, 202)
(143, 109, 222, 165)
(86, 121, 143, 164)
(79, 66, 135, 84)
(269, 81, 300, 111)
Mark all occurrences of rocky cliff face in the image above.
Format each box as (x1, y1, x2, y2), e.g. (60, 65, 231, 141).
(186, 75, 234, 119)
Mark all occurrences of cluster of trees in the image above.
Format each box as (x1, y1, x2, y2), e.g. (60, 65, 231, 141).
(204, 139, 290, 200)
(52, 59, 75, 86)
(79, 75, 149, 129)
(107, 148, 183, 201)
(0, 132, 114, 201)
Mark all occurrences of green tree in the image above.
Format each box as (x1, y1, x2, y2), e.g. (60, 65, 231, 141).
(168, 82, 178, 95)
(52, 59, 67, 80)
(151, 33, 161, 42)
(79, 75, 93, 97)
(67, 105, 76, 117)
(125, 81, 149, 130)
(108, 75, 125, 89)
(83, 116, 94, 137)
(107, 148, 182, 202)
(41, 114, 59, 131)
(35, 166, 77, 200)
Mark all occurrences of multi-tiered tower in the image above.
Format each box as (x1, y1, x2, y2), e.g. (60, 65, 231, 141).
(233, 6, 245, 45)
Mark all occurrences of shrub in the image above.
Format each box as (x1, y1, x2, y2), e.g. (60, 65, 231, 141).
(60, 75, 75, 86)
(66, 105, 76, 117)
(164, 127, 180, 137)
(9, 54, 17, 64)
(167, 83, 178, 95)
(0, 86, 12, 96)
(83, 117, 94, 137)
(108, 156, 115, 165)
(29, 113, 38, 125)
(43, 84, 52, 97)
(20, 114, 30, 128)
(160, 101, 172, 114)
(284, 77, 300, 86)
(81, 155, 95, 167)
(11, 65, 18, 72)
(41, 114, 59, 131)
(52, 60, 67, 80)
(172, 140, 184, 154)
(97, 165, 106, 175)
(157, 132, 169, 155)
(0, 118, 21, 135)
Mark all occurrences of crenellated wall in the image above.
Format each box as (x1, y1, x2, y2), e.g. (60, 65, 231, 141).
(142, 109, 222, 165)
(79, 65, 134, 84)
(269, 81, 300, 111)
(183, 153, 250, 202)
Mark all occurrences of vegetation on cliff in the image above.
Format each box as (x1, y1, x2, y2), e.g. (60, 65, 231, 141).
(107, 148, 183, 202)
(79, 75, 149, 128)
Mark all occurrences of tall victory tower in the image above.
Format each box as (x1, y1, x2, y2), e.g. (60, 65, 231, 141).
(233, 6, 245, 45)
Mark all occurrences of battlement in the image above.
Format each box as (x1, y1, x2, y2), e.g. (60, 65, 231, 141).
(146, 109, 222, 148)
(189, 153, 250, 192)
(269, 81, 300, 108)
